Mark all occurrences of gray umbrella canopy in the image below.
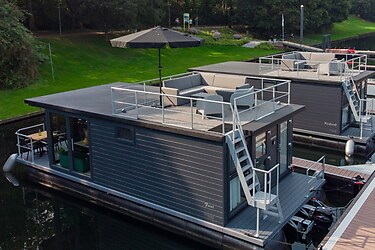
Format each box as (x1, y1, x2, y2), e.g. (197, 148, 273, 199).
(110, 27, 204, 106)
(110, 26, 204, 49)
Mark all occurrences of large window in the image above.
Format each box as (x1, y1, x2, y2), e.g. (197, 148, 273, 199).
(50, 113, 67, 166)
(49, 113, 90, 176)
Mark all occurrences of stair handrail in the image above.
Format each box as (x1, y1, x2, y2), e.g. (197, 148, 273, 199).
(252, 164, 280, 203)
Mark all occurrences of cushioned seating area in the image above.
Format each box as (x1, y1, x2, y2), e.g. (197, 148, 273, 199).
(162, 72, 248, 106)
(230, 86, 254, 108)
(281, 52, 337, 71)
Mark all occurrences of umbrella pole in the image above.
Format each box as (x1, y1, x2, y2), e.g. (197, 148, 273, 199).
(158, 48, 162, 106)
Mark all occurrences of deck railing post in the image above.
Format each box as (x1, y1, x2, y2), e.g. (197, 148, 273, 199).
(30, 140, 34, 163)
(190, 99, 193, 129)
(135, 92, 138, 119)
(17, 134, 20, 156)
(272, 87, 276, 112)
(264, 173, 267, 203)
(268, 171, 272, 201)
(277, 164, 279, 196)
(288, 81, 291, 104)
(111, 88, 115, 114)
(222, 103, 225, 135)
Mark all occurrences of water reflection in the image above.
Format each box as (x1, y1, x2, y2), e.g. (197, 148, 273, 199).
(0, 173, 214, 250)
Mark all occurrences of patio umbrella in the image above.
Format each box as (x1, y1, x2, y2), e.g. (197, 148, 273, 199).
(110, 26, 204, 104)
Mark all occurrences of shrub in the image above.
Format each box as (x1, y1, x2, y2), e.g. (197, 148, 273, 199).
(213, 32, 221, 40)
(0, 0, 40, 89)
(187, 27, 199, 35)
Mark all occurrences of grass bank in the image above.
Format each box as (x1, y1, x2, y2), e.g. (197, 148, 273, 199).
(307, 16, 375, 41)
(0, 34, 279, 120)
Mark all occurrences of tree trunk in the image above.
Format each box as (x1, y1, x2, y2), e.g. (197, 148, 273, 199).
(26, 0, 36, 31)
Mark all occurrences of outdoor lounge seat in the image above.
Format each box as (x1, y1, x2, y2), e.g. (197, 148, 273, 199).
(230, 86, 254, 108)
(162, 73, 247, 106)
(317, 61, 347, 76)
(196, 94, 224, 118)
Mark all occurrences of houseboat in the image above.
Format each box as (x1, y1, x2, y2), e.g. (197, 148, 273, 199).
(190, 51, 375, 157)
(9, 73, 325, 249)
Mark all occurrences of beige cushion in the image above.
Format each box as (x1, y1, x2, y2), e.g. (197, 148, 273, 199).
(200, 72, 215, 86)
(213, 74, 246, 89)
(310, 53, 335, 62)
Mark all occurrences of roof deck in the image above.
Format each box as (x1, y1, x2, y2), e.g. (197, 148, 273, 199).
(110, 75, 292, 135)
(190, 51, 370, 84)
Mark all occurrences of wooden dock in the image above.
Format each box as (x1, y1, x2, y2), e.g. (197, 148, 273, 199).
(321, 173, 375, 249)
(292, 157, 370, 181)
(281, 41, 323, 52)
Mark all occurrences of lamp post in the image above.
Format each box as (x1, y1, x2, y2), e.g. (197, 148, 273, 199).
(58, 1, 62, 36)
(168, 1, 171, 27)
(300, 4, 304, 42)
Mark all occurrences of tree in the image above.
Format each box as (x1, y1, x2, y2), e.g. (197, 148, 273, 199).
(0, 0, 40, 89)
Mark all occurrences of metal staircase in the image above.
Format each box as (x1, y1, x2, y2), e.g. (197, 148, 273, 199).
(342, 76, 372, 138)
(225, 105, 283, 237)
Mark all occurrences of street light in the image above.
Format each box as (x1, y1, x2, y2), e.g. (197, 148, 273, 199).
(300, 5, 304, 42)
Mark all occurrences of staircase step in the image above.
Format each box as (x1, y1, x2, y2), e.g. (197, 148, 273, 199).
(242, 164, 251, 172)
(239, 155, 248, 164)
(248, 182, 259, 191)
(245, 172, 253, 182)
(236, 146, 245, 154)
(234, 137, 242, 143)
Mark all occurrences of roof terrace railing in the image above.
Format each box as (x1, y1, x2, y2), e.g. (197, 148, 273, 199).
(259, 52, 367, 82)
(111, 76, 291, 135)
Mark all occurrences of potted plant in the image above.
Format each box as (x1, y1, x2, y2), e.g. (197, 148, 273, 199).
(58, 148, 68, 168)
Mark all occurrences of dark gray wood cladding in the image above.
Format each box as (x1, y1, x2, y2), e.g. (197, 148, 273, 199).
(290, 82, 342, 135)
(90, 119, 225, 225)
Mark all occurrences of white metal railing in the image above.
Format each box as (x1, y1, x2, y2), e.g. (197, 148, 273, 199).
(305, 156, 325, 197)
(253, 164, 280, 205)
(259, 51, 367, 81)
(111, 77, 291, 135)
(15, 123, 45, 163)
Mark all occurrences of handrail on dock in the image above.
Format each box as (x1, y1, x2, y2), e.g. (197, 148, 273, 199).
(306, 155, 325, 180)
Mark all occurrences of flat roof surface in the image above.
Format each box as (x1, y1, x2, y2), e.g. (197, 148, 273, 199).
(322, 173, 375, 249)
(190, 61, 374, 84)
(26, 82, 148, 116)
(26, 82, 302, 141)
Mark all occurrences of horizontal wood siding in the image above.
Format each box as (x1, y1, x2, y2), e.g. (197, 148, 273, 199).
(90, 119, 225, 225)
(291, 82, 342, 135)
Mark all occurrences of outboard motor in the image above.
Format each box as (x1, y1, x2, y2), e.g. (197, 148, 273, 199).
(308, 198, 334, 228)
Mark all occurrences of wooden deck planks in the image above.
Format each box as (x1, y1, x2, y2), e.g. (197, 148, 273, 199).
(226, 172, 325, 244)
(323, 175, 375, 250)
(292, 157, 370, 181)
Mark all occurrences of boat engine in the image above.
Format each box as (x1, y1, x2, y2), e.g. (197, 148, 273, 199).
(308, 198, 334, 228)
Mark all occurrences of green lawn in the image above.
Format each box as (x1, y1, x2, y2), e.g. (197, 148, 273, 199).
(0, 35, 280, 120)
(307, 16, 375, 41)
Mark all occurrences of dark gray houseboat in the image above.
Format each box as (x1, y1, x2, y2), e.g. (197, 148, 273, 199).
(190, 51, 375, 156)
(10, 73, 325, 249)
